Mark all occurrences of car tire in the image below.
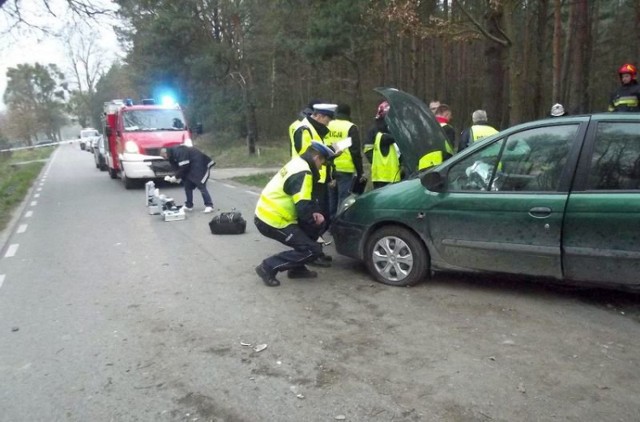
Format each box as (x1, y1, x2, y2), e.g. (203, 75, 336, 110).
(122, 171, 136, 189)
(365, 226, 429, 287)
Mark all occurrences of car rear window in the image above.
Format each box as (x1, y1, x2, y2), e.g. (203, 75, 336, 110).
(586, 122, 640, 190)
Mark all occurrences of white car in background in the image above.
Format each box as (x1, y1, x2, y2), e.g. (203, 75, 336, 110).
(79, 128, 100, 151)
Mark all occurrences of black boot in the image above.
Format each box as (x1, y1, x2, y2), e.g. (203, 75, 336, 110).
(287, 266, 318, 279)
(255, 264, 280, 287)
(307, 253, 332, 268)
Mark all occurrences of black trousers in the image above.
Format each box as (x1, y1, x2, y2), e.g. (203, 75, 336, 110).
(254, 217, 324, 274)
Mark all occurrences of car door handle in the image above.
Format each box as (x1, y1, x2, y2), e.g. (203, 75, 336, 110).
(529, 207, 552, 218)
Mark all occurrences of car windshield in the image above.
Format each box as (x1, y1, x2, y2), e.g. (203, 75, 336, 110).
(123, 110, 186, 132)
(81, 130, 99, 137)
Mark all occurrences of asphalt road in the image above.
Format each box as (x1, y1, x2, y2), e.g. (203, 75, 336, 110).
(1, 144, 640, 421)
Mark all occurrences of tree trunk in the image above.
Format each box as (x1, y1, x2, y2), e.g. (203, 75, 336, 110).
(533, 0, 549, 117)
(561, 3, 574, 105)
(552, 0, 562, 103)
(244, 68, 258, 154)
(567, 0, 588, 114)
(504, 1, 524, 126)
(484, 9, 506, 128)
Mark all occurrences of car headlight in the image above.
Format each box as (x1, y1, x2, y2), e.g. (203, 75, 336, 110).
(338, 195, 357, 215)
(124, 140, 139, 153)
(183, 138, 193, 147)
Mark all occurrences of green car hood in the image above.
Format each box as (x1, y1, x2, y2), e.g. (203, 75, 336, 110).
(376, 87, 449, 177)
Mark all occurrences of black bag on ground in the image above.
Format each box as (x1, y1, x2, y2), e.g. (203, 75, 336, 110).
(209, 211, 246, 234)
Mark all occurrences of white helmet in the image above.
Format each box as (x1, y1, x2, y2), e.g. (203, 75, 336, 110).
(550, 103, 566, 117)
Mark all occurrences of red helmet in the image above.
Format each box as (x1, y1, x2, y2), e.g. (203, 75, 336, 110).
(375, 101, 390, 119)
(618, 63, 637, 79)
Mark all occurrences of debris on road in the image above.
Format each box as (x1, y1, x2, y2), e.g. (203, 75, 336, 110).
(240, 342, 251, 347)
(253, 344, 267, 352)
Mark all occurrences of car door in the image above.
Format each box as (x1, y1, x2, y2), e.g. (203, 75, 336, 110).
(563, 119, 640, 286)
(426, 123, 584, 278)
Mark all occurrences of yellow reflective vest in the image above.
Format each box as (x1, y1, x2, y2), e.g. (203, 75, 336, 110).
(289, 119, 303, 156)
(255, 157, 314, 228)
(470, 124, 498, 142)
(439, 122, 455, 155)
(294, 118, 328, 183)
(370, 132, 401, 183)
(326, 119, 355, 173)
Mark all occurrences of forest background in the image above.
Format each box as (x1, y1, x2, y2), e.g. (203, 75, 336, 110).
(1, 0, 639, 152)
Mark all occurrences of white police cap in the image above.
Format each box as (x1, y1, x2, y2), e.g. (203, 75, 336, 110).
(313, 103, 338, 117)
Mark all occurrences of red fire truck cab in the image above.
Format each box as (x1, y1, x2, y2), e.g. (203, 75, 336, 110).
(103, 98, 197, 189)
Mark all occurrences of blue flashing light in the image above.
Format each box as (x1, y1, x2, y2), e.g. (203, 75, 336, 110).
(161, 95, 177, 106)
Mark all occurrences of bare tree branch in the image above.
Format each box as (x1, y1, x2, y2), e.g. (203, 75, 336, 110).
(452, 0, 510, 47)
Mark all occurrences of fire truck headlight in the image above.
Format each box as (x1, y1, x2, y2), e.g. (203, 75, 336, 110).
(183, 138, 193, 147)
(124, 140, 139, 153)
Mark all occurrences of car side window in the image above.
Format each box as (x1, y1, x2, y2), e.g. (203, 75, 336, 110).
(447, 139, 504, 191)
(448, 124, 579, 192)
(586, 122, 640, 190)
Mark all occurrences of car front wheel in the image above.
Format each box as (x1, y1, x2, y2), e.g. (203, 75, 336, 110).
(365, 226, 429, 287)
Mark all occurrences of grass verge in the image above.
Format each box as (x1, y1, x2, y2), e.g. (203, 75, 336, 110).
(0, 147, 54, 232)
(229, 172, 276, 189)
(195, 135, 290, 169)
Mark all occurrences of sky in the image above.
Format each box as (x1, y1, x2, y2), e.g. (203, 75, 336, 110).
(0, 0, 124, 111)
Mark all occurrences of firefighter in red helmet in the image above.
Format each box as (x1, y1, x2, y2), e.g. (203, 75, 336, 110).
(608, 63, 640, 112)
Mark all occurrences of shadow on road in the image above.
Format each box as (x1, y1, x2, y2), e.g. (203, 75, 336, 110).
(425, 271, 640, 322)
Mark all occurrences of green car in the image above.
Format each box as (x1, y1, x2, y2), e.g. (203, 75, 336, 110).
(332, 88, 640, 291)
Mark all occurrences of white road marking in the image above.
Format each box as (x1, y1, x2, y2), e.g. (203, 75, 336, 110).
(221, 183, 236, 189)
(25, 211, 33, 218)
(0, 274, 4, 289)
(36, 187, 42, 192)
(17, 224, 27, 234)
(245, 190, 259, 196)
(5, 244, 19, 258)
(30, 201, 37, 206)
(34, 193, 40, 198)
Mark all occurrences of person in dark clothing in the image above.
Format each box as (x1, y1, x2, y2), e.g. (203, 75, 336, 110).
(254, 141, 336, 287)
(363, 102, 402, 189)
(434, 104, 456, 157)
(609, 63, 640, 112)
(459, 110, 498, 152)
(292, 104, 336, 248)
(160, 145, 215, 213)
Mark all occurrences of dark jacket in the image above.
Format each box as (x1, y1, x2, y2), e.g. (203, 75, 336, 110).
(167, 146, 215, 184)
(609, 80, 640, 112)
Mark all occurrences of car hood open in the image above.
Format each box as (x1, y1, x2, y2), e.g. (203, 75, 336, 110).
(375, 87, 448, 177)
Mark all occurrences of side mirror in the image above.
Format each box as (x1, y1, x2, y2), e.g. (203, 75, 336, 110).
(195, 122, 203, 135)
(421, 171, 446, 192)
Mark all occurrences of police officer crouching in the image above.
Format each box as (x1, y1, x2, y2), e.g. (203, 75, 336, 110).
(254, 141, 337, 287)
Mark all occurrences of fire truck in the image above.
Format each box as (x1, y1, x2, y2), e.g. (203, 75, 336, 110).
(103, 98, 198, 189)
